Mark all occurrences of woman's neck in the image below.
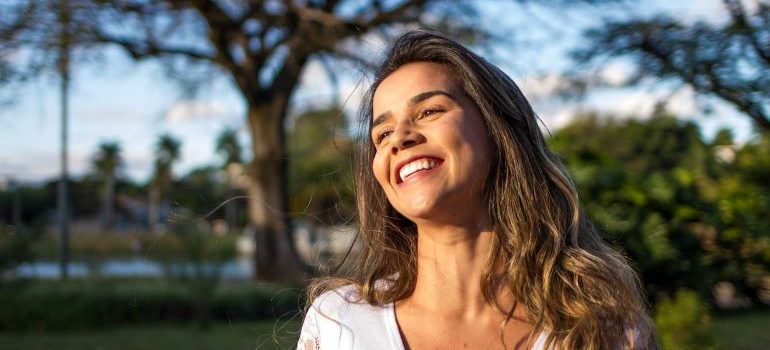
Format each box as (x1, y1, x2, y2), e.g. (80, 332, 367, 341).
(405, 221, 513, 320)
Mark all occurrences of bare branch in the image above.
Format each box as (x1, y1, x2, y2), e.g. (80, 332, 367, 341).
(96, 31, 214, 61)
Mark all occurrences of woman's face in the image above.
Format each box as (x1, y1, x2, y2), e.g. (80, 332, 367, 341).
(371, 62, 491, 225)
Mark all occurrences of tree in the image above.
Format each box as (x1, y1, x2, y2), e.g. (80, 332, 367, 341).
(3, 0, 611, 282)
(149, 134, 181, 233)
(708, 132, 770, 303)
(1, 0, 106, 278)
(92, 141, 122, 231)
(551, 109, 716, 300)
(550, 108, 770, 304)
(87, 0, 485, 281)
(288, 107, 354, 226)
(215, 128, 243, 231)
(573, 0, 770, 132)
(0, 2, 35, 107)
(215, 128, 242, 167)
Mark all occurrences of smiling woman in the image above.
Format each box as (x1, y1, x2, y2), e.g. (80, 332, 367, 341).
(298, 31, 658, 350)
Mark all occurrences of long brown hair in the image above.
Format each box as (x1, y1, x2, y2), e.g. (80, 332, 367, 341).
(307, 30, 657, 349)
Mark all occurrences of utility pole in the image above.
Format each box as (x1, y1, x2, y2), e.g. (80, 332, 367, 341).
(57, 0, 71, 279)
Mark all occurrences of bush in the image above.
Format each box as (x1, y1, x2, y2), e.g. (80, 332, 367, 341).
(32, 231, 240, 262)
(0, 228, 34, 277)
(654, 289, 717, 350)
(0, 278, 302, 331)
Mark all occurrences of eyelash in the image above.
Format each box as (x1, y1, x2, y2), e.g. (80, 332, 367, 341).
(419, 108, 444, 118)
(374, 130, 392, 145)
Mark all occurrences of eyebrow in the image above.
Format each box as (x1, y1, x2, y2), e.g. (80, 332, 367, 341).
(371, 90, 457, 131)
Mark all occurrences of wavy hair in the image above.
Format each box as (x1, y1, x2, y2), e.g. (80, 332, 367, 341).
(307, 30, 657, 349)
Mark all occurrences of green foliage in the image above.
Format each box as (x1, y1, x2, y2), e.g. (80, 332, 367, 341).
(551, 111, 716, 299)
(0, 320, 300, 350)
(550, 109, 770, 304)
(0, 278, 302, 331)
(31, 231, 239, 262)
(0, 227, 34, 277)
(156, 225, 239, 329)
(654, 289, 716, 350)
(712, 308, 770, 350)
(170, 166, 232, 223)
(707, 133, 770, 299)
(287, 108, 355, 225)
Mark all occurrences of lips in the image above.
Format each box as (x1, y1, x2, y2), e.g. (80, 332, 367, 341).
(395, 156, 443, 184)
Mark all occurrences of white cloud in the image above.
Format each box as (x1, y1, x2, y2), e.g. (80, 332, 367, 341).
(165, 100, 232, 121)
(666, 86, 698, 117)
(0, 151, 92, 183)
(121, 149, 154, 182)
(299, 60, 331, 92)
(78, 106, 146, 121)
(519, 73, 566, 100)
(599, 61, 634, 87)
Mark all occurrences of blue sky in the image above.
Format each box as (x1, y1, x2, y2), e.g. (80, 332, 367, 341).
(0, 0, 757, 185)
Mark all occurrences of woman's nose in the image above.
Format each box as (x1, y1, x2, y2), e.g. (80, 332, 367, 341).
(390, 122, 424, 153)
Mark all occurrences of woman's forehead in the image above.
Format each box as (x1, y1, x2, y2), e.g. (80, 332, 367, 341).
(372, 62, 460, 112)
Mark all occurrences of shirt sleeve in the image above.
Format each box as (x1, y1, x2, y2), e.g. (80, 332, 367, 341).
(296, 287, 359, 350)
(297, 306, 322, 350)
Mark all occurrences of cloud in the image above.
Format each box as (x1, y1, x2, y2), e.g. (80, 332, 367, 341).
(666, 86, 698, 117)
(78, 106, 147, 121)
(0, 151, 92, 183)
(599, 61, 634, 87)
(519, 73, 566, 100)
(165, 100, 233, 121)
(530, 83, 700, 132)
(121, 149, 154, 182)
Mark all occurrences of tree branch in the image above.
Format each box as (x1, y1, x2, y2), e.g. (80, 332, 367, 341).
(638, 34, 770, 131)
(722, 0, 770, 65)
(96, 31, 214, 61)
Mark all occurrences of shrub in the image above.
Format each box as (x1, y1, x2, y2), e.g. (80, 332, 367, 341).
(654, 289, 717, 350)
(0, 278, 302, 331)
(0, 228, 34, 277)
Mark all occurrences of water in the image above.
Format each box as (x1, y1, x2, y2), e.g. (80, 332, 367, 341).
(14, 257, 254, 280)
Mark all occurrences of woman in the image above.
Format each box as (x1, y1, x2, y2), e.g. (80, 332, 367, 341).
(298, 30, 657, 350)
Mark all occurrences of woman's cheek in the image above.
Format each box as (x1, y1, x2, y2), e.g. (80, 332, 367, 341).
(372, 152, 389, 188)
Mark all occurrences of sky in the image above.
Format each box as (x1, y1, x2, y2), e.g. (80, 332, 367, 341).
(0, 0, 757, 186)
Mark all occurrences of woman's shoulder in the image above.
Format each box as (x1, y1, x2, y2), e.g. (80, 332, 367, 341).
(299, 284, 400, 349)
(308, 284, 390, 320)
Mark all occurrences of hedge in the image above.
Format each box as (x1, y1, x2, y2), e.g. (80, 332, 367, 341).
(0, 278, 304, 331)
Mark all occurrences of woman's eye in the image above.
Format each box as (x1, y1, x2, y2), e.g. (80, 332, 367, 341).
(374, 130, 392, 145)
(420, 108, 444, 118)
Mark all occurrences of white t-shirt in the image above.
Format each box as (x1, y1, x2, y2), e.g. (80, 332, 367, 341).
(296, 285, 546, 350)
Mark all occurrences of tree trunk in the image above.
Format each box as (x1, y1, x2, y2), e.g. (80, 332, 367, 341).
(148, 185, 159, 233)
(225, 186, 237, 232)
(245, 100, 308, 282)
(101, 175, 115, 231)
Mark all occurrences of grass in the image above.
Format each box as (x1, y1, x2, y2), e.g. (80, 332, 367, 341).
(1, 309, 769, 350)
(712, 308, 770, 350)
(0, 320, 301, 350)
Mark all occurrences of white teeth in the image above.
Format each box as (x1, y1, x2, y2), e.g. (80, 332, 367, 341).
(399, 159, 438, 182)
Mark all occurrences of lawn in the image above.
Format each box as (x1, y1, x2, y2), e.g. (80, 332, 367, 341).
(0, 320, 301, 350)
(1, 309, 768, 350)
(712, 309, 770, 350)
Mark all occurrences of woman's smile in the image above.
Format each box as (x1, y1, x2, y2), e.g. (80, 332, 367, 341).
(395, 157, 444, 184)
(371, 61, 491, 222)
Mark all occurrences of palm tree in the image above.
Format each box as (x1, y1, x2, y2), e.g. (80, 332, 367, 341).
(215, 128, 242, 167)
(149, 134, 181, 232)
(215, 128, 242, 231)
(92, 141, 122, 231)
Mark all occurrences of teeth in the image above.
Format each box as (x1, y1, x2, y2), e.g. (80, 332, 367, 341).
(399, 159, 438, 182)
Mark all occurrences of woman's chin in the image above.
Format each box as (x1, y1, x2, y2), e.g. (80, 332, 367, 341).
(395, 201, 441, 223)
